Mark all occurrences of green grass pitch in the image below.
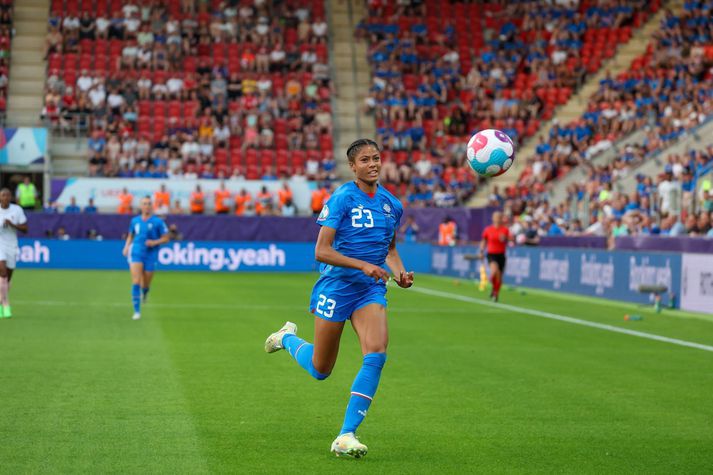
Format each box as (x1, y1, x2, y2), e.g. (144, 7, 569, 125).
(1, 270, 712, 474)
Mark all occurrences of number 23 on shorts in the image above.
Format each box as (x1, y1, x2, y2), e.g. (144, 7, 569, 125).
(315, 294, 336, 318)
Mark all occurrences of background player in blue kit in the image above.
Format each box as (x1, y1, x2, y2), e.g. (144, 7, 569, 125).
(264, 139, 414, 458)
(122, 196, 170, 320)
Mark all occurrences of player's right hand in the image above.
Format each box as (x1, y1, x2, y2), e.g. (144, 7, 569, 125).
(361, 263, 389, 283)
(122, 247, 129, 257)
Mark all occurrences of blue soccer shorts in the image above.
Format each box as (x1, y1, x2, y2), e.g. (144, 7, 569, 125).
(128, 250, 158, 272)
(309, 276, 388, 322)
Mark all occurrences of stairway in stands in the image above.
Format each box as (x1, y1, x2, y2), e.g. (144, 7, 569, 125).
(6, 0, 48, 127)
(328, 0, 374, 176)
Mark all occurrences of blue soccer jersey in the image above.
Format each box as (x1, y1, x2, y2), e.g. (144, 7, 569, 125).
(129, 215, 168, 271)
(316, 181, 403, 284)
(130, 215, 169, 251)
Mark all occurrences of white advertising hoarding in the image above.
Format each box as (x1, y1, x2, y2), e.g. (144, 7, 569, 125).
(680, 253, 713, 314)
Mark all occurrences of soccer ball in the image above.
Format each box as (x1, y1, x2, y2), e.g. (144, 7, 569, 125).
(466, 129, 515, 177)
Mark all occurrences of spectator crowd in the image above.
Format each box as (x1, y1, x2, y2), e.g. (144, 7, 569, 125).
(359, 0, 651, 205)
(34, 0, 713, 232)
(43, 0, 335, 181)
(0, 0, 13, 121)
(516, 0, 713, 195)
(490, 145, 713, 242)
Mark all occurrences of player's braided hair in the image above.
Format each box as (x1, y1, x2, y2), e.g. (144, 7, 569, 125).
(346, 139, 379, 163)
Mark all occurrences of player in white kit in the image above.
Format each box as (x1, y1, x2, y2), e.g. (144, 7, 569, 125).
(0, 188, 28, 318)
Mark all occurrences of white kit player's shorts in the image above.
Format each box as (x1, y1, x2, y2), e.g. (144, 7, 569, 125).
(0, 246, 17, 269)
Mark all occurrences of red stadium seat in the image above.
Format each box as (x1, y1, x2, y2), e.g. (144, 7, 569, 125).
(153, 101, 166, 118)
(215, 148, 229, 165)
(168, 101, 182, 118)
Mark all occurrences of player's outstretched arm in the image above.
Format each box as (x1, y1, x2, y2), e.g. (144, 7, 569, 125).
(386, 234, 413, 288)
(315, 225, 389, 282)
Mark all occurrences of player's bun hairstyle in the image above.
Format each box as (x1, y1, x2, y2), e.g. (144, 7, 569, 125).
(346, 139, 379, 163)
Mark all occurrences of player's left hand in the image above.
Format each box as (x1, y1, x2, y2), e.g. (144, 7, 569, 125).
(3, 219, 12, 228)
(394, 271, 414, 288)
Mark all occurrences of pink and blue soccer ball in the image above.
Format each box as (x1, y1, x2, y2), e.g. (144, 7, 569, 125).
(466, 129, 515, 177)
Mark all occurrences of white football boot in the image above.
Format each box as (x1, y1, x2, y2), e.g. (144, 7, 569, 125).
(132, 312, 141, 320)
(331, 432, 368, 458)
(264, 321, 297, 353)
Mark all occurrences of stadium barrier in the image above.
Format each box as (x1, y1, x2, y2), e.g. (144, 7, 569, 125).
(28, 213, 322, 242)
(17, 239, 433, 274)
(615, 236, 713, 254)
(17, 239, 711, 314)
(680, 253, 713, 314)
(431, 245, 688, 309)
(539, 236, 607, 248)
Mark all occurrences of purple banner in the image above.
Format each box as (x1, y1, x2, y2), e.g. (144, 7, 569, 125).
(615, 236, 713, 254)
(468, 207, 498, 242)
(26, 213, 321, 241)
(400, 206, 496, 243)
(404, 208, 468, 243)
(27, 207, 497, 242)
(539, 236, 607, 249)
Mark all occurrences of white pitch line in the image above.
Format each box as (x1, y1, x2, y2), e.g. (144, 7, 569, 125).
(13, 300, 299, 310)
(412, 286, 713, 353)
(10, 300, 492, 314)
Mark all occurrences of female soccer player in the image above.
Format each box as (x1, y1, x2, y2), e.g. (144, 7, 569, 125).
(265, 139, 414, 459)
(0, 188, 28, 318)
(479, 211, 510, 302)
(122, 196, 169, 320)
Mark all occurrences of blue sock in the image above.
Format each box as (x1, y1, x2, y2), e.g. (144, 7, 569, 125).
(282, 334, 330, 380)
(142, 287, 150, 300)
(340, 353, 387, 435)
(131, 284, 141, 313)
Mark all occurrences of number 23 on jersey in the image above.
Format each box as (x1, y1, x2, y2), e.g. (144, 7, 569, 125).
(351, 207, 374, 228)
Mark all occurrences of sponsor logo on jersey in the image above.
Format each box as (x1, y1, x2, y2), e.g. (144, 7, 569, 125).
(317, 205, 329, 221)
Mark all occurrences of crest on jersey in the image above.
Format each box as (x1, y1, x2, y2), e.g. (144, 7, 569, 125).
(317, 205, 329, 221)
(383, 203, 391, 213)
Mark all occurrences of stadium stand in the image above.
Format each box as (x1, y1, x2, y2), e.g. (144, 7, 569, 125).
(359, 0, 652, 206)
(486, 0, 713, 241)
(500, 144, 713, 241)
(0, 0, 12, 123)
(516, 0, 713, 198)
(494, 154, 713, 241)
(43, 0, 335, 181)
